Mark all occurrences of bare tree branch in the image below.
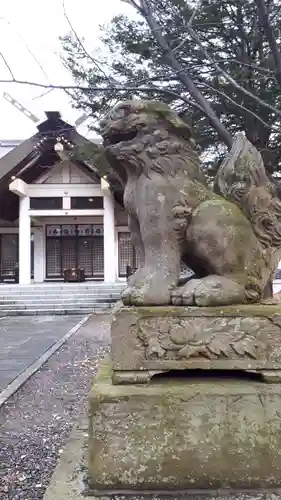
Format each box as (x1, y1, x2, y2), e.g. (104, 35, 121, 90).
(195, 78, 280, 133)
(67, 60, 276, 132)
(32, 88, 54, 100)
(0, 52, 15, 80)
(62, 0, 112, 82)
(173, 0, 202, 52)
(135, 0, 233, 148)
(0, 16, 52, 85)
(216, 59, 274, 75)
(184, 21, 281, 120)
(187, 0, 202, 26)
(0, 78, 204, 112)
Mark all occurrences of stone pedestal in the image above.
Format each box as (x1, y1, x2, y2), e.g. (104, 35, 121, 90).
(89, 304, 281, 492)
(88, 360, 281, 492)
(111, 304, 281, 384)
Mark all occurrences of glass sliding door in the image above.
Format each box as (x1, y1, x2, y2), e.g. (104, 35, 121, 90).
(92, 236, 104, 278)
(62, 238, 76, 271)
(77, 238, 92, 277)
(118, 232, 138, 277)
(45, 224, 105, 279)
(0, 234, 19, 278)
(46, 238, 61, 277)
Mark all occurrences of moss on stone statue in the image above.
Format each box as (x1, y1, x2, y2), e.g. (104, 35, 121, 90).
(88, 358, 281, 490)
(119, 303, 281, 318)
(136, 100, 193, 140)
(89, 358, 281, 407)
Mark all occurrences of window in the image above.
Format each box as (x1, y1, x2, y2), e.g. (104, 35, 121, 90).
(0, 234, 18, 276)
(70, 197, 103, 210)
(118, 232, 138, 277)
(45, 225, 104, 278)
(46, 238, 61, 277)
(30, 197, 63, 210)
(92, 237, 104, 276)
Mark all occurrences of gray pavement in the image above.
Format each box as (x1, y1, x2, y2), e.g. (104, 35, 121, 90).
(0, 314, 110, 499)
(0, 315, 84, 392)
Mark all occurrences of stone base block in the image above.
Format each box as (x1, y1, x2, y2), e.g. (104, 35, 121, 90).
(88, 360, 281, 492)
(111, 304, 281, 383)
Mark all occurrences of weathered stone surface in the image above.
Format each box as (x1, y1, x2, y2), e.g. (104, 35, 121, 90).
(172, 275, 252, 307)
(101, 100, 281, 306)
(89, 359, 281, 491)
(43, 417, 281, 499)
(111, 304, 281, 382)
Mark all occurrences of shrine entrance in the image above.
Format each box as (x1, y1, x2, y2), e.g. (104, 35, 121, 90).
(45, 224, 104, 279)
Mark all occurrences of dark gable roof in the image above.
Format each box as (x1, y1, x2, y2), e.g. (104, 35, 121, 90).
(0, 112, 102, 183)
(0, 112, 124, 220)
(0, 135, 40, 180)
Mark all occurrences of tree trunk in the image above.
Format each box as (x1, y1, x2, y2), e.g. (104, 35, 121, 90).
(255, 0, 281, 90)
(140, 0, 233, 149)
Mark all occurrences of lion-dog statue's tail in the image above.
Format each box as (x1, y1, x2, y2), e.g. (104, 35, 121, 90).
(214, 133, 281, 297)
(214, 133, 281, 251)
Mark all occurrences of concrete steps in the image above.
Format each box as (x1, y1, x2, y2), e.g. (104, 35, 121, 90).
(0, 282, 125, 316)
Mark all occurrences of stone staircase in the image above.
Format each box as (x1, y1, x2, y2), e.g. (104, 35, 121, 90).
(0, 282, 125, 316)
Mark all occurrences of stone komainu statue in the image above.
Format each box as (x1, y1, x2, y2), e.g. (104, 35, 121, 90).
(101, 100, 281, 307)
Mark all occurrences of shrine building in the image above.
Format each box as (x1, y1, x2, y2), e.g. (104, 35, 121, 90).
(0, 111, 137, 284)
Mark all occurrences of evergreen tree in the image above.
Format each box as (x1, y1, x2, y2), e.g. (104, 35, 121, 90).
(61, 0, 281, 174)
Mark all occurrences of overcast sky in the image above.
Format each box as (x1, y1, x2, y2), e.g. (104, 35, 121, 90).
(0, 0, 132, 139)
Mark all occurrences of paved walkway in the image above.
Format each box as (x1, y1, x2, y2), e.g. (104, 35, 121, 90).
(0, 315, 84, 393)
(0, 314, 109, 499)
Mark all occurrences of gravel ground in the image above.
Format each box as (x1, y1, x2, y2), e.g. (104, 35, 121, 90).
(0, 314, 110, 500)
(2, 313, 281, 500)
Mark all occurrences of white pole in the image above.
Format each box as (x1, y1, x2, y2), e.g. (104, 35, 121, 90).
(19, 196, 31, 284)
(103, 187, 116, 283)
